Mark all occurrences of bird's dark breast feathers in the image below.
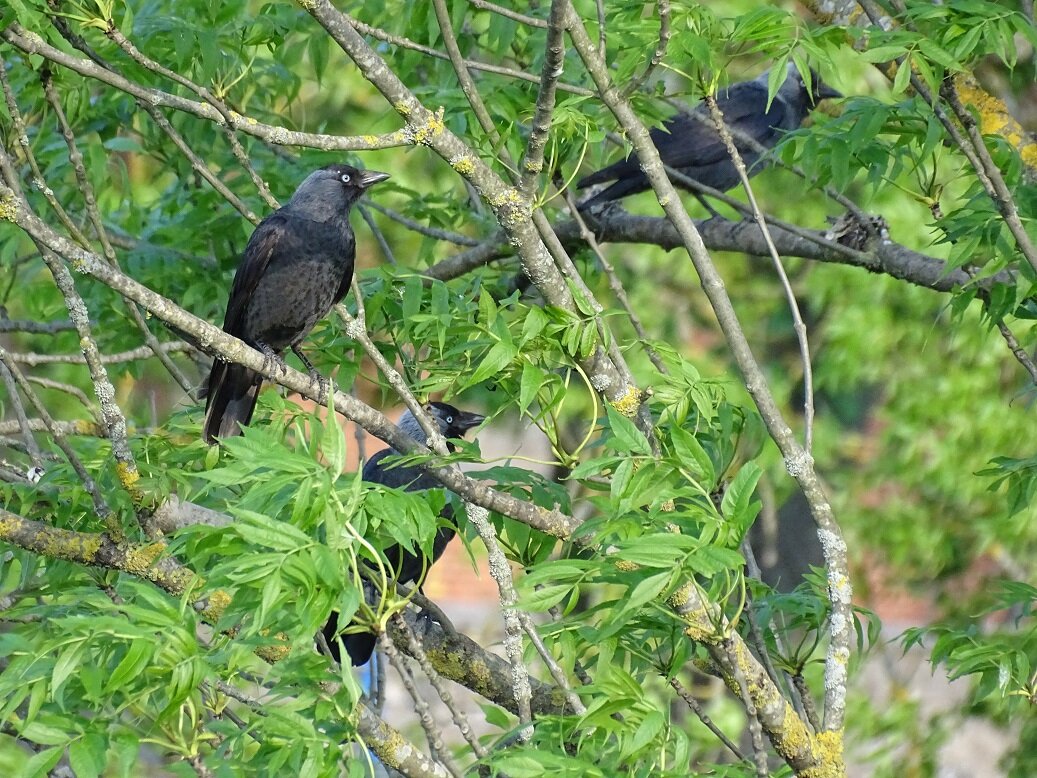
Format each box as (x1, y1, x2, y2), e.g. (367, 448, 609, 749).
(238, 216, 356, 349)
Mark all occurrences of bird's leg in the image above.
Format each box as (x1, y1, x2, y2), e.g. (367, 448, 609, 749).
(413, 587, 457, 636)
(291, 345, 329, 404)
(255, 340, 288, 377)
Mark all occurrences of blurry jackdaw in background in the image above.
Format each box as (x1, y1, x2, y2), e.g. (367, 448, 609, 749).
(577, 63, 841, 210)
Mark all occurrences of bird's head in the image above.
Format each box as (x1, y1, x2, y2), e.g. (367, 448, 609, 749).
(777, 62, 841, 106)
(396, 402, 485, 446)
(287, 164, 390, 213)
(426, 402, 486, 439)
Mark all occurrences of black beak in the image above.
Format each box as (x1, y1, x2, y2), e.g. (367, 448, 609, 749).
(816, 82, 842, 101)
(455, 410, 486, 434)
(357, 170, 391, 189)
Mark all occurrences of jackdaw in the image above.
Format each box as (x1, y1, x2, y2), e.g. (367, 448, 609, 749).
(576, 63, 840, 209)
(203, 165, 389, 443)
(323, 402, 486, 666)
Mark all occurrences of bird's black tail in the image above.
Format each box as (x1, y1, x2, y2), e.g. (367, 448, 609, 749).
(321, 615, 378, 666)
(576, 166, 617, 190)
(202, 361, 261, 443)
(321, 588, 379, 666)
(342, 632, 378, 666)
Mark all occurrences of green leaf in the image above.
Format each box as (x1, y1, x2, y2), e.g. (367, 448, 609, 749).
(21, 722, 70, 747)
(232, 510, 313, 551)
(520, 583, 572, 612)
(519, 360, 544, 413)
(69, 735, 103, 778)
(468, 339, 517, 386)
(23, 746, 64, 778)
(51, 642, 85, 693)
(721, 461, 763, 536)
(605, 406, 651, 456)
(320, 399, 347, 476)
(106, 640, 153, 694)
(627, 710, 666, 757)
(669, 426, 715, 486)
(626, 571, 671, 611)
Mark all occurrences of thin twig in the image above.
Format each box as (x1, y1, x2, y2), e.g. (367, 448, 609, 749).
(4, 341, 194, 366)
(468, 0, 547, 28)
(791, 673, 822, 735)
(0, 346, 111, 521)
(668, 676, 745, 760)
(392, 613, 488, 758)
(347, 16, 592, 96)
(25, 375, 97, 414)
(563, 189, 668, 373)
(364, 200, 481, 246)
(622, 0, 670, 96)
(703, 93, 815, 453)
(379, 632, 463, 778)
(358, 204, 398, 265)
(0, 318, 75, 333)
(0, 361, 44, 468)
(39, 252, 146, 532)
(731, 656, 770, 777)
(465, 504, 533, 739)
(518, 0, 567, 196)
(517, 612, 586, 715)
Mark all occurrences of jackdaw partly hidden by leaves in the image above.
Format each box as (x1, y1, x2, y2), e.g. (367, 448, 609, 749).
(323, 402, 485, 666)
(576, 63, 841, 209)
(203, 165, 389, 443)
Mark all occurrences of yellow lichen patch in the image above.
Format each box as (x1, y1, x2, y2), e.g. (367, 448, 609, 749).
(41, 527, 104, 563)
(487, 187, 532, 228)
(393, 101, 412, 118)
(123, 541, 166, 575)
(451, 155, 475, 176)
(0, 191, 18, 221)
(411, 107, 445, 146)
(73, 419, 102, 436)
(257, 643, 291, 663)
(201, 588, 233, 622)
(116, 460, 140, 491)
(609, 384, 643, 418)
(814, 729, 845, 767)
(667, 582, 694, 609)
(955, 74, 1037, 171)
(683, 621, 717, 643)
(378, 727, 407, 769)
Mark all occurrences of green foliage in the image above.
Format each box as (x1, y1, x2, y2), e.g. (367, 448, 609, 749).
(2, 0, 1037, 774)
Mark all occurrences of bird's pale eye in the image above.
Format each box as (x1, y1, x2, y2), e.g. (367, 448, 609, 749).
(340, 173, 351, 184)
(446, 416, 453, 424)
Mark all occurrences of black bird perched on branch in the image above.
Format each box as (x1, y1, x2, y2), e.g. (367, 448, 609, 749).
(203, 165, 389, 443)
(323, 402, 485, 666)
(576, 63, 841, 209)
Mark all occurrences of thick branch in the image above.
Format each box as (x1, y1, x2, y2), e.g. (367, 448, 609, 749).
(1, 25, 410, 151)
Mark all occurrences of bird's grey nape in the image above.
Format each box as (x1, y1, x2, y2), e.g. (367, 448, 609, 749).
(395, 409, 428, 447)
